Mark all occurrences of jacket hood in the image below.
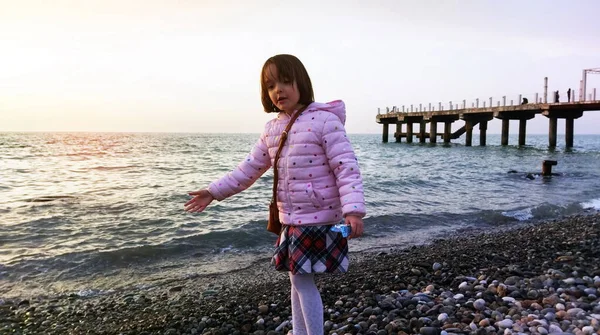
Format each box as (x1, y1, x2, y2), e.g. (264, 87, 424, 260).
(306, 100, 346, 125)
(279, 100, 346, 125)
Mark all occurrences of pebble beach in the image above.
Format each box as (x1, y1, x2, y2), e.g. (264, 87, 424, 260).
(2, 213, 600, 335)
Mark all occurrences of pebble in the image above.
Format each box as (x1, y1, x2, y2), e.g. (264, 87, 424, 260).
(549, 324, 563, 333)
(420, 326, 440, 335)
(496, 319, 513, 328)
(453, 293, 464, 300)
(583, 326, 595, 334)
(545, 312, 556, 321)
(567, 308, 584, 317)
(502, 296, 516, 304)
(473, 299, 486, 310)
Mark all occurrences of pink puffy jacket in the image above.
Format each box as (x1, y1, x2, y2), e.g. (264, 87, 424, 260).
(208, 100, 366, 225)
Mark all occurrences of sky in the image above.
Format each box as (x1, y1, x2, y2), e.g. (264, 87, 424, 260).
(1, 0, 600, 134)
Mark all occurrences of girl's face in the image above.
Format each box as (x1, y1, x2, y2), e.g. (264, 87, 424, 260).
(264, 64, 301, 114)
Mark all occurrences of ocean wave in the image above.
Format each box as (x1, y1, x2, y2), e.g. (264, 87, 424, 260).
(90, 165, 139, 171)
(22, 195, 77, 203)
(1, 221, 274, 278)
(501, 202, 589, 222)
(582, 198, 600, 210)
(63, 151, 107, 157)
(501, 208, 534, 221)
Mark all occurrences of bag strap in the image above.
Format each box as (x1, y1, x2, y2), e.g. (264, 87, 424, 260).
(271, 106, 308, 204)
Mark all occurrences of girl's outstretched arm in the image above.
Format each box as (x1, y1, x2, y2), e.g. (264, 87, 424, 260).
(206, 132, 271, 201)
(185, 130, 270, 213)
(184, 189, 214, 213)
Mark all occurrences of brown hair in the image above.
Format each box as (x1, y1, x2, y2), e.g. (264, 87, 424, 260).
(260, 54, 314, 113)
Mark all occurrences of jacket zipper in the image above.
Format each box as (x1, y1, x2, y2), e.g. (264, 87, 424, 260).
(283, 121, 293, 218)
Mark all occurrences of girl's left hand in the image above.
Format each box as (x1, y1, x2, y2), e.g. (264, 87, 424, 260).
(184, 189, 214, 213)
(345, 215, 364, 239)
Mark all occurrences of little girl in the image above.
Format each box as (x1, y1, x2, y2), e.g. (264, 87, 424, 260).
(184, 54, 366, 335)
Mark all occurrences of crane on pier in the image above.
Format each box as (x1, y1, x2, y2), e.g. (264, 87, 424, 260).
(582, 68, 600, 101)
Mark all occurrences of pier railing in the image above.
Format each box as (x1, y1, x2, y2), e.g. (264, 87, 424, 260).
(378, 88, 597, 115)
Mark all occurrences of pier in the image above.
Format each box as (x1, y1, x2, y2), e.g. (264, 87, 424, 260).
(376, 75, 600, 148)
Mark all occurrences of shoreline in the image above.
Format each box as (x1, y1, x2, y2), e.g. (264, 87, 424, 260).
(1, 212, 599, 334)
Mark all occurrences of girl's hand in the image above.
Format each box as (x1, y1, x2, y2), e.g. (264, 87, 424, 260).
(184, 189, 214, 213)
(345, 215, 364, 239)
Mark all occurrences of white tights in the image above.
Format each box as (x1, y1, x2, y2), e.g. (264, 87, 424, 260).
(289, 273, 323, 335)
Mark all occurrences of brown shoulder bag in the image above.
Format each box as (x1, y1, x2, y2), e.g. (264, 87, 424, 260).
(267, 106, 307, 235)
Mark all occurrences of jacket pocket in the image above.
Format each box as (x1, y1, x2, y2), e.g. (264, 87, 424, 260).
(307, 182, 325, 208)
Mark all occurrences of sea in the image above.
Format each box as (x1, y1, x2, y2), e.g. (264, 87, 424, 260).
(1, 132, 599, 299)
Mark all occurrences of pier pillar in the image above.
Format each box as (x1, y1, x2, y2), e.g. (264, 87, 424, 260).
(430, 122, 437, 143)
(395, 122, 402, 142)
(519, 119, 527, 146)
(406, 122, 413, 143)
(542, 160, 557, 176)
(501, 119, 509, 145)
(465, 121, 473, 147)
(566, 117, 574, 148)
(549, 117, 557, 148)
(382, 123, 389, 143)
(419, 121, 426, 143)
(444, 121, 452, 143)
(479, 121, 488, 146)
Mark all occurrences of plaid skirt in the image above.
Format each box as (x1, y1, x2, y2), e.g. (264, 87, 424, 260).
(272, 224, 349, 274)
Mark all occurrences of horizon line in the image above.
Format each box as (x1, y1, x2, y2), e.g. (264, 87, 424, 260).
(1, 130, 599, 136)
